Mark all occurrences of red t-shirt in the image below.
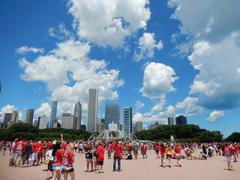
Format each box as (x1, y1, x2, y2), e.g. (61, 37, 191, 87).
(96, 145, 105, 162)
(63, 151, 74, 166)
(155, 145, 160, 151)
(15, 141, 24, 152)
(32, 143, 41, 153)
(175, 146, 181, 154)
(114, 144, 122, 158)
(54, 150, 64, 165)
(160, 146, 166, 154)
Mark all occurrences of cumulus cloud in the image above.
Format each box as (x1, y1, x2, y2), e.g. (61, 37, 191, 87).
(68, 0, 150, 47)
(188, 34, 240, 110)
(0, 105, 17, 121)
(134, 32, 163, 61)
(48, 23, 73, 40)
(35, 103, 51, 119)
(20, 39, 124, 118)
(141, 62, 178, 99)
(176, 97, 204, 115)
(16, 46, 44, 54)
(168, 0, 240, 43)
(133, 112, 143, 122)
(208, 110, 224, 122)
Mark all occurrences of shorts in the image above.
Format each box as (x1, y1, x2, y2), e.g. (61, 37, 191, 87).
(86, 158, 93, 163)
(96, 161, 104, 166)
(61, 166, 74, 173)
(226, 156, 233, 162)
(166, 154, 172, 158)
(52, 163, 62, 171)
(175, 154, 181, 159)
(32, 153, 38, 161)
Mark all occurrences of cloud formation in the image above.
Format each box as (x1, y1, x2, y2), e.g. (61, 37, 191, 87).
(16, 46, 44, 54)
(208, 110, 224, 122)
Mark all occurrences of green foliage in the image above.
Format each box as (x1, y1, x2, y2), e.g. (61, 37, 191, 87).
(225, 132, 240, 142)
(135, 124, 223, 143)
(0, 123, 91, 141)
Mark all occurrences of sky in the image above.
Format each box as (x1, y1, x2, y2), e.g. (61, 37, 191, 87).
(0, 0, 240, 137)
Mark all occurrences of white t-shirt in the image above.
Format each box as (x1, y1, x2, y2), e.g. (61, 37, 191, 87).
(46, 149, 54, 161)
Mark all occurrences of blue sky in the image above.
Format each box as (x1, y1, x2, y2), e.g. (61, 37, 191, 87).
(1, 0, 240, 137)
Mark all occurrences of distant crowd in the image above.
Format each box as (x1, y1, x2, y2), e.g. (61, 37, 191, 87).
(0, 136, 239, 180)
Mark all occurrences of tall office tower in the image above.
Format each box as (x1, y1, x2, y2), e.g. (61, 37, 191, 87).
(50, 100, 58, 128)
(168, 117, 174, 126)
(1, 113, 12, 128)
(87, 89, 98, 132)
(39, 115, 48, 129)
(123, 107, 132, 136)
(61, 113, 75, 129)
(175, 115, 187, 125)
(136, 120, 143, 132)
(8, 111, 19, 127)
(105, 104, 120, 129)
(26, 108, 34, 125)
(74, 101, 82, 130)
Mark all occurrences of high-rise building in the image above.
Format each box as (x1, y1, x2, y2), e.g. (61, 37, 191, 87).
(8, 111, 19, 127)
(123, 107, 132, 136)
(105, 104, 120, 129)
(175, 115, 187, 125)
(26, 108, 34, 125)
(136, 120, 143, 132)
(1, 113, 12, 128)
(39, 115, 49, 129)
(87, 89, 98, 132)
(61, 113, 75, 129)
(74, 101, 82, 130)
(168, 117, 174, 126)
(50, 100, 58, 128)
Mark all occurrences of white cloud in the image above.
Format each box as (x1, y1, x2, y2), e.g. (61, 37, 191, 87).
(135, 100, 144, 110)
(176, 97, 203, 115)
(16, 46, 44, 54)
(165, 105, 175, 116)
(68, 0, 150, 47)
(141, 62, 178, 99)
(151, 97, 166, 112)
(188, 34, 240, 110)
(133, 112, 143, 122)
(168, 0, 240, 43)
(208, 110, 224, 122)
(35, 103, 51, 119)
(20, 39, 124, 117)
(134, 32, 163, 61)
(48, 23, 72, 40)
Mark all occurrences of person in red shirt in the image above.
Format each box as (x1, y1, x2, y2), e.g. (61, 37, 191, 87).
(107, 142, 113, 159)
(174, 144, 182, 167)
(225, 144, 234, 171)
(14, 139, 24, 167)
(52, 142, 64, 180)
(160, 143, 166, 167)
(96, 142, 105, 173)
(155, 143, 160, 159)
(113, 141, 123, 172)
(62, 143, 75, 180)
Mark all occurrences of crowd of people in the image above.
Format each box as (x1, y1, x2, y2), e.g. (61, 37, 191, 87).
(0, 137, 239, 180)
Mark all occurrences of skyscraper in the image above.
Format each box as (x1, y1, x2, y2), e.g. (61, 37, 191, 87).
(105, 104, 120, 129)
(8, 111, 19, 127)
(87, 89, 98, 132)
(1, 113, 12, 128)
(168, 117, 174, 125)
(39, 115, 48, 129)
(50, 100, 58, 128)
(74, 101, 82, 130)
(61, 113, 75, 129)
(26, 108, 34, 125)
(175, 115, 187, 125)
(123, 107, 132, 136)
(136, 120, 143, 132)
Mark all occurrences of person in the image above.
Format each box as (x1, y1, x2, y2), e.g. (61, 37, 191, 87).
(160, 143, 166, 167)
(32, 140, 41, 166)
(95, 142, 105, 173)
(22, 140, 32, 167)
(165, 144, 173, 168)
(46, 144, 54, 180)
(225, 144, 234, 171)
(84, 143, 93, 172)
(155, 143, 160, 159)
(107, 142, 113, 159)
(175, 144, 182, 167)
(14, 139, 24, 167)
(62, 143, 75, 180)
(52, 142, 64, 180)
(113, 141, 122, 172)
(133, 143, 139, 159)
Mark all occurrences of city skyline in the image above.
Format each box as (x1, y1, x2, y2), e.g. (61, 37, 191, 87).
(1, 0, 240, 136)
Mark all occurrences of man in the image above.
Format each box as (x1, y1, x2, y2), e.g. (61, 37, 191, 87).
(96, 142, 105, 173)
(113, 141, 123, 172)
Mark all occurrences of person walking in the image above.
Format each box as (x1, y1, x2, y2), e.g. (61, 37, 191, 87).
(113, 141, 123, 172)
(95, 142, 105, 173)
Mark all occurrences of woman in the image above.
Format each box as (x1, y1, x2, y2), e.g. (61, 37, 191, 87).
(155, 143, 160, 159)
(52, 142, 64, 180)
(46, 144, 54, 180)
(175, 144, 182, 167)
(84, 143, 93, 172)
(160, 143, 166, 167)
(62, 143, 75, 180)
(165, 144, 173, 168)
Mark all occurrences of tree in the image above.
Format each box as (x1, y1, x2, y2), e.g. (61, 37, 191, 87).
(225, 132, 240, 142)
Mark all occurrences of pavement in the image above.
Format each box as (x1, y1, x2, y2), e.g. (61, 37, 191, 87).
(0, 151, 239, 180)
